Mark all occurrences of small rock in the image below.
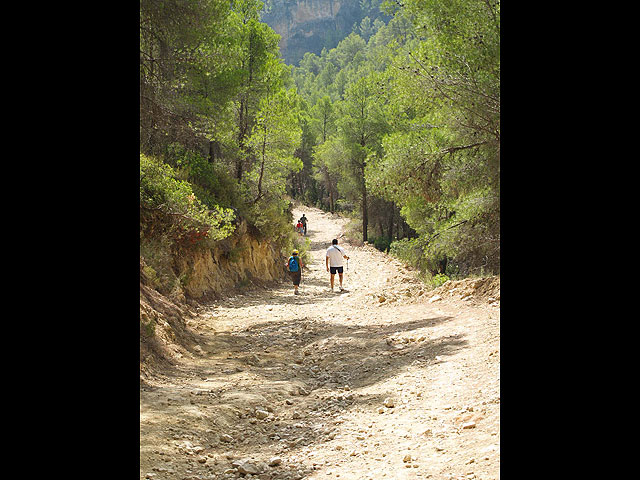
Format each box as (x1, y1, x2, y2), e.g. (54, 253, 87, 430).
(234, 459, 261, 475)
(462, 422, 476, 429)
(383, 398, 395, 408)
(220, 434, 233, 443)
(249, 354, 261, 365)
(403, 454, 412, 463)
(268, 457, 282, 467)
(255, 409, 269, 419)
(429, 295, 442, 303)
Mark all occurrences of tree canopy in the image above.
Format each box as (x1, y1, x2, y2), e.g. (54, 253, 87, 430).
(140, 0, 500, 286)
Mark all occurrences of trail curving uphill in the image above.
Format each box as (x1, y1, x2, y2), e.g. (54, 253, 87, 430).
(140, 205, 500, 480)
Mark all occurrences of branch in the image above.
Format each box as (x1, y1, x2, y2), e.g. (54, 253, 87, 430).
(407, 51, 496, 128)
(420, 141, 489, 167)
(427, 220, 468, 243)
(483, 0, 500, 35)
(440, 141, 488, 155)
(140, 204, 208, 227)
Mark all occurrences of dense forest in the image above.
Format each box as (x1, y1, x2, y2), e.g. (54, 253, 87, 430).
(140, 0, 500, 291)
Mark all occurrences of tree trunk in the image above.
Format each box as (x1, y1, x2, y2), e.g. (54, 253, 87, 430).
(254, 133, 267, 203)
(209, 140, 221, 163)
(362, 186, 368, 243)
(361, 148, 368, 243)
(236, 158, 244, 181)
(236, 97, 246, 180)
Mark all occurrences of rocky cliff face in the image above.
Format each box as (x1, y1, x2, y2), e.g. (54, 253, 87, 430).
(262, 0, 363, 64)
(174, 221, 284, 300)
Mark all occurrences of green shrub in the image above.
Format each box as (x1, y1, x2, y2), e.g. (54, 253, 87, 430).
(370, 235, 391, 253)
(166, 143, 241, 211)
(140, 153, 236, 246)
(432, 273, 449, 287)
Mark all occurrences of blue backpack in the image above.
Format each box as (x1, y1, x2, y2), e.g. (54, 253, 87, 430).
(288, 256, 299, 272)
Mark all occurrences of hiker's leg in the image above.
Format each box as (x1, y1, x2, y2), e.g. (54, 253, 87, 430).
(330, 273, 335, 289)
(338, 272, 343, 287)
(294, 271, 301, 294)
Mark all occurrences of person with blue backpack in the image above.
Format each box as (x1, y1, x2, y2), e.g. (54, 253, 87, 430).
(285, 249, 304, 295)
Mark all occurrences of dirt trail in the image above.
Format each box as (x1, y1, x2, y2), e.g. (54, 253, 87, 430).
(140, 206, 500, 480)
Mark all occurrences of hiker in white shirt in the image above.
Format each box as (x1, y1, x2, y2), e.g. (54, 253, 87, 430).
(325, 238, 350, 292)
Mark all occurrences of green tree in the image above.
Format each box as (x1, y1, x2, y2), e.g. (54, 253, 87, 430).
(246, 87, 303, 204)
(229, 0, 282, 180)
(371, 0, 500, 275)
(140, 0, 238, 156)
(337, 74, 389, 242)
(313, 136, 348, 213)
(310, 95, 336, 143)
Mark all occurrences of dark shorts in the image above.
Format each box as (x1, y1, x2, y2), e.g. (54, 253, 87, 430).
(289, 270, 301, 286)
(330, 266, 343, 275)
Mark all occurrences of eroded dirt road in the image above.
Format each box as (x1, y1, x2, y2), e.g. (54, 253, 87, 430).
(140, 206, 500, 480)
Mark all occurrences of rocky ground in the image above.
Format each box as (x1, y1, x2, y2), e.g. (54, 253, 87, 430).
(140, 206, 500, 480)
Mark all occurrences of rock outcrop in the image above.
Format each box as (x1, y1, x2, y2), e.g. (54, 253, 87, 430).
(261, 0, 364, 64)
(174, 221, 284, 300)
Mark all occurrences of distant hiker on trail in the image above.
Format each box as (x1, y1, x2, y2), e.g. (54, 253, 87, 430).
(325, 239, 349, 292)
(286, 249, 304, 295)
(296, 220, 304, 236)
(299, 214, 308, 235)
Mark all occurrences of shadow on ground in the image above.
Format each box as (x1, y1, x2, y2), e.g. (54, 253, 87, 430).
(141, 313, 466, 479)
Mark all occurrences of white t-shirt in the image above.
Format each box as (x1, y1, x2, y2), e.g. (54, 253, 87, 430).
(326, 245, 347, 267)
